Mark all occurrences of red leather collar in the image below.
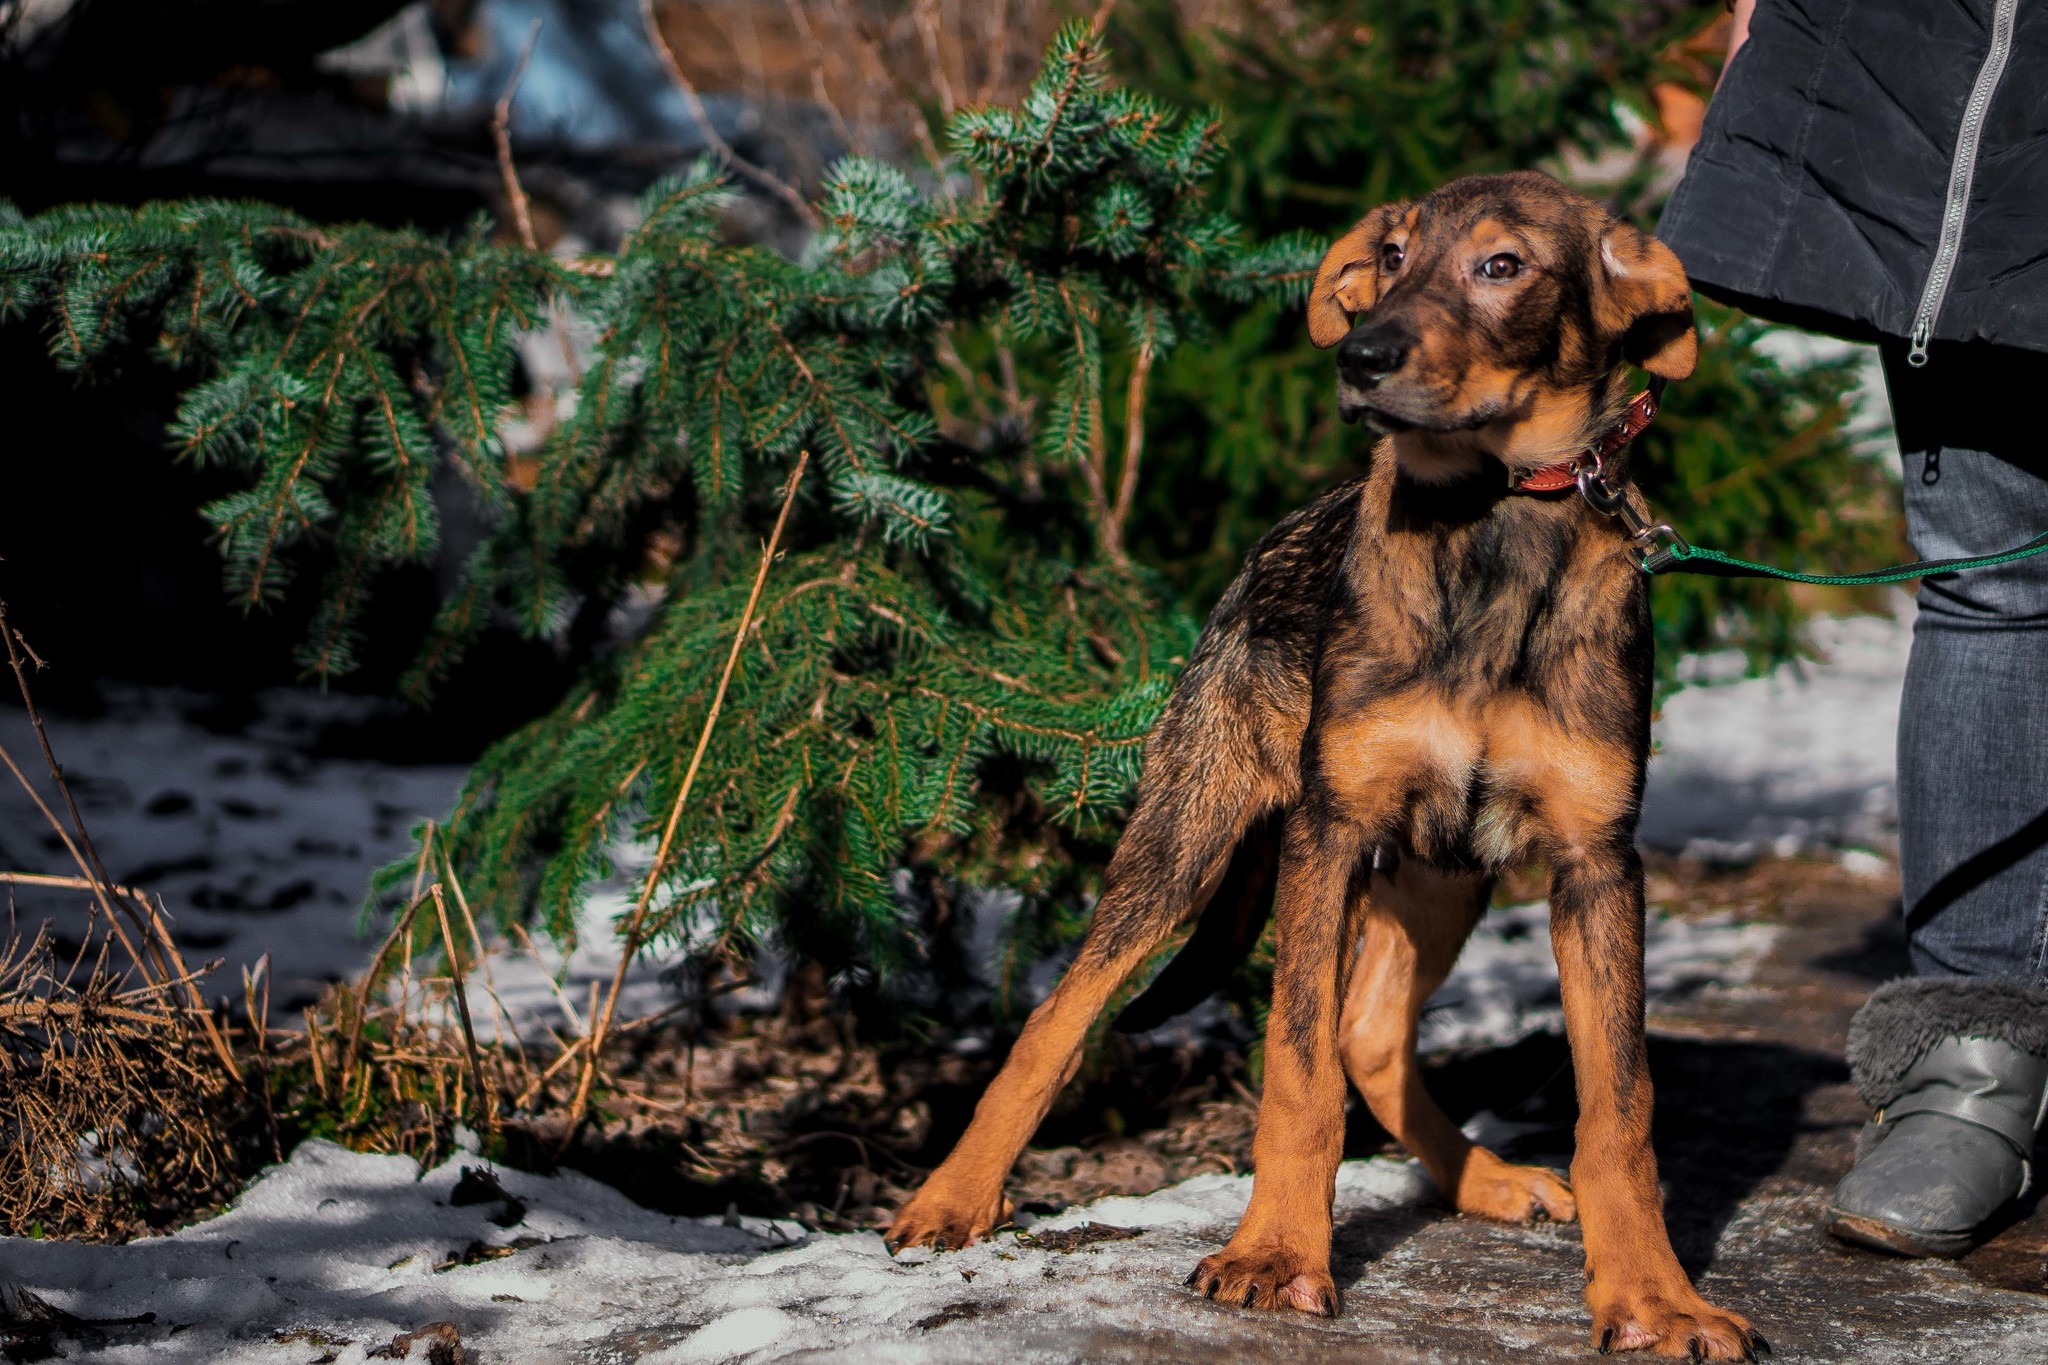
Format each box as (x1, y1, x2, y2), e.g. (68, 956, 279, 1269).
(1507, 388, 1660, 494)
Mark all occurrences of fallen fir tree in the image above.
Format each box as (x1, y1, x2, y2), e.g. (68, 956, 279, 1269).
(0, 15, 1893, 1043)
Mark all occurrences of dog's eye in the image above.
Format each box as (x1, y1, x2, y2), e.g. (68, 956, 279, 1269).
(1480, 253, 1522, 281)
(1380, 243, 1405, 272)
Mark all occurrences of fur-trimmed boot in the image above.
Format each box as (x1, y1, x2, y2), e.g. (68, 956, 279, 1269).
(1826, 977, 2048, 1256)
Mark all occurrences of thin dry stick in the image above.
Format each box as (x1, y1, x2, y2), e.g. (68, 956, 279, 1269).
(822, 0, 949, 177)
(434, 830, 530, 1084)
(490, 17, 583, 393)
(510, 921, 587, 1035)
(912, 0, 961, 119)
(1, 605, 241, 1077)
(138, 891, 243, 1080)
(431, 884, 498, 1133)
(639, 0, 821, 228)
(305, 1007, 329, 1097)
(975, 0, 1015, 106)
(518, 1031, 586, 1110)
(342, 890, 431, 1098)
(433, 832, 505, 1004)
(242, 954, 272, 1054)
(1105, 336, 1155, 561)
(0, 610, 159, 979)
(777, 0, 866, 159)
(2, 614, 131, 917)
(558, 450, 810, 1149)
(410, 820, 438, 905)
(0, 870, 153, 903)
(493, 18, 545, 253)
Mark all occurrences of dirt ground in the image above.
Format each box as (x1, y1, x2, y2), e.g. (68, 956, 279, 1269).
(814, 859, 2048, 1364)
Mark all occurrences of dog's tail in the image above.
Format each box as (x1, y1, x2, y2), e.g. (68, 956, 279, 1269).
(1112, 810, 1282, 1033)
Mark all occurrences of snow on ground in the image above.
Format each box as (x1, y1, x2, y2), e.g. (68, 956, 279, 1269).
(0, 687, 673, 1023)
(0, 687, 468, 1008)
(10, 1130, 2044, 1365)
(1421, 900, 1776, 1055)
(1640, 607, 1911, 861)
(0, 1137, 1432, 1365)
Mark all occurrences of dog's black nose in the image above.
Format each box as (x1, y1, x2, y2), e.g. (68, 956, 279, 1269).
(1336, 328, 1409, 384)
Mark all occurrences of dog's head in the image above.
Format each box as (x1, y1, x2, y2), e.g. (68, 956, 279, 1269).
(1307, 171, 1695, 483)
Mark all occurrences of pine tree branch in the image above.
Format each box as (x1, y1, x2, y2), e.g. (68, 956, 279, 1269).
(558, 450, 811, 1151)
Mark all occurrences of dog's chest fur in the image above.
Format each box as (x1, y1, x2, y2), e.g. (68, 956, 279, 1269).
(1241, 456, 1653, 872)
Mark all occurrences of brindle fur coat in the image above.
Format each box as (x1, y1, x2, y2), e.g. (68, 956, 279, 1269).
(887, 173, 1764, 1362)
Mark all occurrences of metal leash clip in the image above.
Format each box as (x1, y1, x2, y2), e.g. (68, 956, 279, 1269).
(1574, 450, 1690, 566)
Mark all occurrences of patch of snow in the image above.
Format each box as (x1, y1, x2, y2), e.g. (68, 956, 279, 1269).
(0, 1139, 1428, 1365)
(0, 686, 681, 1029)
(11, 1132, 2041, 1364)
(1421, 901, 1777, 1054)
(0, 687, 467, 1010)
(1641, 607, 1911, 860)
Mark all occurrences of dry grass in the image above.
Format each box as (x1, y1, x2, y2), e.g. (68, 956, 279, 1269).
(0, 600, 266, 1239)
(0, 914, 248, 1240)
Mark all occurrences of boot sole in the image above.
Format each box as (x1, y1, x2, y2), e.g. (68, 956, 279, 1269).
(1824, 1210, 1972, 1259)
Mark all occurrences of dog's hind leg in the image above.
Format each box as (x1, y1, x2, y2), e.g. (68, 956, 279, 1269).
(886, 685, 1292, 1253)
(1337, 864, 1576, 1223)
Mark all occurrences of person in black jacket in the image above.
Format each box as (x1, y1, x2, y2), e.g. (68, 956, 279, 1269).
(1659, 0, 2048, 1258)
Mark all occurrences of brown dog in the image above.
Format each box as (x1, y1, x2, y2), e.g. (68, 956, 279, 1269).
(887, 171, 1761, 1361)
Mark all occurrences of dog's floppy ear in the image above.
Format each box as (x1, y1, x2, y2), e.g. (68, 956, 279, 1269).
(1595, 221, 1697, 380)
(1307, 201, 1412, 349)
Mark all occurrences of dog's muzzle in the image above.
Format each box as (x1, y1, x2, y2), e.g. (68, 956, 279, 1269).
(1335, 322, 1415, 428)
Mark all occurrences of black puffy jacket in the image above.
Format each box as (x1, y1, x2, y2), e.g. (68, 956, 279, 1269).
(1657, 0, 2048, 362)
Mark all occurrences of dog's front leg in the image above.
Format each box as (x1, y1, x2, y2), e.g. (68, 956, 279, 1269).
(1549, 847, 1762, 1361)
(1187, 814, 1359, 1317)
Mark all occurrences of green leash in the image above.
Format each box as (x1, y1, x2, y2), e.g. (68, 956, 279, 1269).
(1639, 532, 2048, 585)
(1565, 380, 2048, 586)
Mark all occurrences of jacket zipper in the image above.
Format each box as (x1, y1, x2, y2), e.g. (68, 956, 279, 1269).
(1907, 0, 2019, 367)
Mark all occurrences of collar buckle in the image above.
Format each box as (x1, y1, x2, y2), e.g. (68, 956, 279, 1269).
(1506, 386, 1661, 496)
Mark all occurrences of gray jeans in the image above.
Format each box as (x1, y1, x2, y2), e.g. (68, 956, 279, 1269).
(1885, 340, 2048, 983)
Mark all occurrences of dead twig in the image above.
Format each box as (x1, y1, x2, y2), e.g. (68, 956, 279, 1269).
(435, 830, 532, 1096)
(430, 884, 497, 1134)
(485, 14, 585, 432)
(1105, 334, 1154, 563)
(0, 871, 152, 902)
(639, 0, 821, 228)
(558, 451, 810, 1150)
(0, 601, 240, 1080)
(492, 18, 545, 253)
(343, 890, 430, 1111)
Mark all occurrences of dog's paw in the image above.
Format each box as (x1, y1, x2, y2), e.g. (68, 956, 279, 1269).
(1184, 1243, 1338, 1317)
(1454, 1149, 1577, 1224)
(884, 1181, 1011, 1254)
(1588, 1284, 1764, 1361)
